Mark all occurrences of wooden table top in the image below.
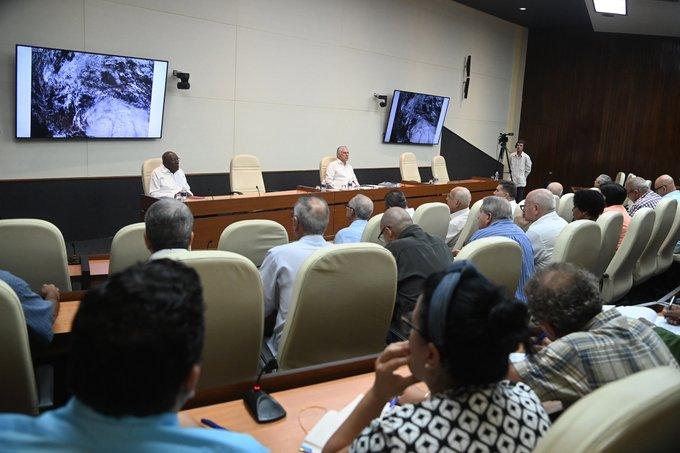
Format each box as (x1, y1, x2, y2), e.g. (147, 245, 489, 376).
(54, 300, 80, 335)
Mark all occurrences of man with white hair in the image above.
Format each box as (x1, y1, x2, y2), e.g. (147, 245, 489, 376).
(144, 198, 194, 259)
(626, 176, 661, 216)
(524, 189, 568, 270)
(445, 186, 471, 247)
(546, 182, 563, 197)
(594, 174, 612, 188)
(324, 146, 359, 189)
(335, 194, 373, 244)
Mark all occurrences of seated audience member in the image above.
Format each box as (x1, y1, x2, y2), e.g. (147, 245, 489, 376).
(509, 263, 678, 405)
(324, 146, 359, 189)
(493, 180, 519, 216)
(384, 190, 414, 217)
(546, 181, 563, 197)
(654, 174, 680, 253)
(572, 189, 605, 221)
(144, 198, 194, 260)
(600, 182, 631, 249)
(379, 207, 452, 339)
(325, 262, 551, 452)
(0, 260, 265, 452)
(260, 196, 331, 353)
(149, 151, 192, 199)
(524, 189, 568, 271)
(0, 271, 59, 345)
(465, 196, 534, 302)
(335, 194, 373, 244)
(626, 176, 661, 216)
(594, 174, 612, 188)
(445, 186, 471, 247)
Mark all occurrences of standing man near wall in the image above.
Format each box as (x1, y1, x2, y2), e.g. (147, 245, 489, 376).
(509, 140, 532, 202)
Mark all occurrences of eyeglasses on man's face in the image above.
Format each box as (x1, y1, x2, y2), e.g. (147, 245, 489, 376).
(378, 225, 391, 244)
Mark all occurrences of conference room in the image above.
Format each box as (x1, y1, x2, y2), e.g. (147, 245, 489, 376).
(1, 0, 679, 451)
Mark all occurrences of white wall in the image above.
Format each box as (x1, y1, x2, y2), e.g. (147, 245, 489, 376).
(0, 0, 527, 179)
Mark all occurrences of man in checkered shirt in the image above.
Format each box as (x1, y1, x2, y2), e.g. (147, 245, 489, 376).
(509, 263, 677, 406)
(626, 176, 661, 216)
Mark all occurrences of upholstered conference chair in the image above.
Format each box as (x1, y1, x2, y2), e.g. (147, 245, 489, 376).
(601, 208, 655, 303)
(0, 219, 71, 292)
(656, 201, 680, 276)
(551, 220, 601, 275)
(453, 198, 484, 250)
(276, 244, 397, 370)
(615, 171, 626, 186)
(0, 280, 38, 415)
(229, 154, 265, 195)
(360, 213, 384, 244)
(412, 202, 450, 240)
(319, 155, 336, 184)
(557, 193, 575, 222)
(399, 152, 421, 183)
(593, 211, 624, 279)
(455, 237, 522, 299)
(218, 220, 288, 267)
(108, 223, 151, 275)
(167, 250, 263, 390)
(533, 366, 680, 453)
(633, 198, 677, 284)
(141, 157, 162, 196)
(431, 155, 449, 182)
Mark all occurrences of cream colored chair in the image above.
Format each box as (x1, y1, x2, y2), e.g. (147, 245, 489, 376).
(453, 198, 484, 250)
(108, 223, 151, 275)
(412, 202, 450, 240)
(533, 366, 680, 453)
(218, 220, 288, 267)
(455, 237, 522, 298)
(601, 208, 655, 303)
(141, 157, 162, 196)
(557, 193, 575, 222)
(399, 152, 421, 182)
(0, 219, 71, 291)
(633, 198, 677, 284)
(554, 194, 561, 212)
(361, 213, 384, 244)
(319, 156, 336, 184)
(167, 250, 263, 390)
(276, 244, 397, 370)
(229, 154, 265, 195)
(615, 171, 626, 185)
(0, 280, 38, 415)
(593, 211, 624, 279)
(656, 201, 680, 275)
(551, 220, 601, 275)
(431, 155, 449, 183)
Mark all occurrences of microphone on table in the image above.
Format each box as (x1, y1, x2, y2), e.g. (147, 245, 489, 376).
(256, 185, 261, 196)
(68, 242, 81, 265)
(207, 187, 215, 201)
(206, 240, 213, 250)
(244, 358, 286, 423)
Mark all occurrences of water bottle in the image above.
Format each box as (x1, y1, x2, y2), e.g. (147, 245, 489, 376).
(493, 171, 499, 181)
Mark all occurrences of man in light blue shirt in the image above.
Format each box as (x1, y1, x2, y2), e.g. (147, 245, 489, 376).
(654, 174, 680, 253)
(0, 260, 266, 452)
(335, 194, 373, 244)
(260, 196, 332, 353)
(466, 196, 535, 302)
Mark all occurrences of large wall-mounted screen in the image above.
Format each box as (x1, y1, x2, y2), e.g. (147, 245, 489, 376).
(383, 90, 450, 145)
(16, 45, 168, 139)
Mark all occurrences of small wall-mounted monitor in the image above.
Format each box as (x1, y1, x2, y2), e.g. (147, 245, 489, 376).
(383, 90, 450, 145)
(16, 44, 168, 139)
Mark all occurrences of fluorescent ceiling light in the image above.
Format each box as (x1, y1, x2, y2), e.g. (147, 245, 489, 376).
(519, 7, 527, 11)
(593, 0, 627, 15)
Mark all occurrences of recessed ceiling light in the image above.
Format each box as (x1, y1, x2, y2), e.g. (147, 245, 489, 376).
(519, 7, 527, 11)
(593, 0, 627, 15)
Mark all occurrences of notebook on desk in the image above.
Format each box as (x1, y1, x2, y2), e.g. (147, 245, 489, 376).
(301, 394, 364, 452)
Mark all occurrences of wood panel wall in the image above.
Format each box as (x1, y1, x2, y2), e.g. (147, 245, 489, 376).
(519, 29, 680, 190)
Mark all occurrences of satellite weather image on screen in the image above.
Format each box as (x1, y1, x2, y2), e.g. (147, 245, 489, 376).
(16, 45, 167, 139)
(383, 90, 449, 145)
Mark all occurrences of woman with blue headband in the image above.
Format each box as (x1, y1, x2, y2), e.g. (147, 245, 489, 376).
(325, 261, 551, 452)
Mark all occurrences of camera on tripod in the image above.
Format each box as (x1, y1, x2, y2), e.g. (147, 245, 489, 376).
(498, 132, 514, 145)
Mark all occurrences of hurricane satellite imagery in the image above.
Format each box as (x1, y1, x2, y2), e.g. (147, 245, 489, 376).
(30, 48, 154, 138)
(388, 92, 445, 144)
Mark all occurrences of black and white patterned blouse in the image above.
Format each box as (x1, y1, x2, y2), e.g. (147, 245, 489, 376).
(350, 380, 550, 453)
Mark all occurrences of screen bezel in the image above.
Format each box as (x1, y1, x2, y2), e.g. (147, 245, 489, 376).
(15, 44, 169, 140)
(382, 89, 450, 146)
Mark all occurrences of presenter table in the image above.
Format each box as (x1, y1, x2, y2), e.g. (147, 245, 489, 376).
(141, 178, 497, 249)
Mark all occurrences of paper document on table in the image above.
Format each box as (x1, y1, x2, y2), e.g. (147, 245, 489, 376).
(301, 394, 364, 452)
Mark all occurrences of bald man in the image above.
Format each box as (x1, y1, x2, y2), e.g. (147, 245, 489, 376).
(324, 146, 359, 189)
(445, 186, 471, 247)
(546, 182, 563, 197)
(654, 174, 680, 253)
(148, 151, 192, 198)
(524, 189, 568, 271)
(380, 207, 452, 339)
